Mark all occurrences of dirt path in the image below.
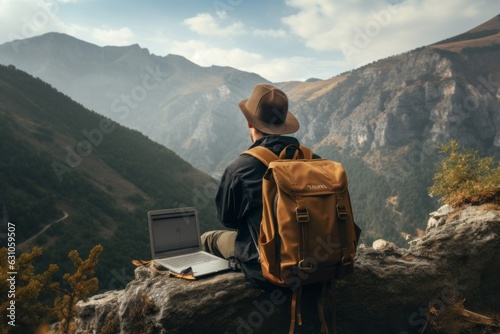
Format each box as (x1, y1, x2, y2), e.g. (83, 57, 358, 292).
(19, 210, 69, 248)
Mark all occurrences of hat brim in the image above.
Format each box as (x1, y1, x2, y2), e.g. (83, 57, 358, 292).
(239, 99, 300, 135)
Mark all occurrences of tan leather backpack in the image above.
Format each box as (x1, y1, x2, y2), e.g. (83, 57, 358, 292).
(242, 144, 361, 334)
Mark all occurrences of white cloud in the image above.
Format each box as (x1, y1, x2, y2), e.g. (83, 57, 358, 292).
(0, 0, 65, 43)
(183, 12, 244, 37)
(0, 0, 134, 48)
(91, 27, 135, 46)
(56, 0, 83, 3)
(183, 11, 288, 39)
(170, 39, 262, 69)
(282, 0, 500, 68)
(246, 56, 339, 82)
(282, 0, 338, 42)
(170, 38, 339, 82)
(253, 28, 287, 38)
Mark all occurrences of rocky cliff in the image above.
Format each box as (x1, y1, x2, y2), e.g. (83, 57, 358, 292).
(72, 205, 500, 334)
(292, 47, 500, 155)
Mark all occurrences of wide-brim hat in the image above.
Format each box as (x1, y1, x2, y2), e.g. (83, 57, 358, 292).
(239, 84, 299, 135)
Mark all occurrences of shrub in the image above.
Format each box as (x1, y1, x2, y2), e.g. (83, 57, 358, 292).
(53, 244, 103, 334)
(0, 247, 58, 334)
(0, 245, 103, 334)
(429, 140, 500, 207)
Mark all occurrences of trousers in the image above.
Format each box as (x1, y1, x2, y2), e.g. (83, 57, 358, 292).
(200, 230, 237, 259)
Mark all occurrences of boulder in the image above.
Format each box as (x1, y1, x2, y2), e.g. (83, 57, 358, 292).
(74, 205, 500, 333)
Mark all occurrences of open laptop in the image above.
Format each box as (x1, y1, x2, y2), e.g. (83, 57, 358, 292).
(147, 207, 230, 278)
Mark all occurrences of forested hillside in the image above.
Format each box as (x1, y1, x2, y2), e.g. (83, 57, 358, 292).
(0, 64, 220, 289)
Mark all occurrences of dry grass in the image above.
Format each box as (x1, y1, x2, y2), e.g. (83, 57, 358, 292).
(480, 203, 500, 211)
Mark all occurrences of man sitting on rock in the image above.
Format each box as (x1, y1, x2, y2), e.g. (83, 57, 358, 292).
(201, 83, 310, 290)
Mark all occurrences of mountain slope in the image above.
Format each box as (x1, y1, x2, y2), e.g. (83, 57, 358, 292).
(0, 64, 219, 289)
(431, 14, 500, 52)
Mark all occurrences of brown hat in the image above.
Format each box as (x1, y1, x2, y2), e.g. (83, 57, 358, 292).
(239, 84, 299, 134)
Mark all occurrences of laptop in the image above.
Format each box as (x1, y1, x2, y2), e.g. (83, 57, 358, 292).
(147, 207, 230, 278)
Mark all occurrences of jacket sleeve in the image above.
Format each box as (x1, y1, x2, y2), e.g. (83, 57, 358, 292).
(215, 165, 246, 229)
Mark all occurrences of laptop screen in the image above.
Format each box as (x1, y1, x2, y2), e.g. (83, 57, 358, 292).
(149, 208, 200, 256)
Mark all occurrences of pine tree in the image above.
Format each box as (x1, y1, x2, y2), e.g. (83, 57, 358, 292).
(53, 244, 103, 334)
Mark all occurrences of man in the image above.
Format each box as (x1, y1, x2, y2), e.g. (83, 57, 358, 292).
(201, 83, 309, 290)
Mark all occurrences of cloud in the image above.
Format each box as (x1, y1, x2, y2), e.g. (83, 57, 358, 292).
(183, 12, 244, 37)
(282, 0, 500, 68)
(91, 27, 135, 46)
(183, 11, 288, 39)
(246, 56, 341, 82)
(170, 39, 339, 82)
(0, 0, 65, 43)
(253, 28, 287, 38)
(170, 39, 262, 69)
(282, 0, 338, 45)
(57, 0, 86, 3)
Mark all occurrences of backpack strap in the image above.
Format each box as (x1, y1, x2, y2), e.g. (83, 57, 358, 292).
(289, 286, 303, 334)
(277, 144, 314, 160)
(299, 145, 314, 160)
(242, 145, 314, 165)
(317, 282, 328, 334)
(241, 146, 279, 167)
(241, 146, 278, 258)
(331, 280, 338, 334)
(336, 193, 355, 278)
(317, 281, 337, 334)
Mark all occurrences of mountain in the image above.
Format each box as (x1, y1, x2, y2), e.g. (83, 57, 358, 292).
(0, 32, 270, 176)
(0, 64, 219, 289)
(1, 15, 499, 246)
(430, 14, 500, 52)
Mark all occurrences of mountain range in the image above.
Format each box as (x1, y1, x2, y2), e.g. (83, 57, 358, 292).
(1, 14, 499, 252)
(0, 64, 219, 289)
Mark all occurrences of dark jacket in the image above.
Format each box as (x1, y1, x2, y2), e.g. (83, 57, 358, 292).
(215, 135, 311, 289)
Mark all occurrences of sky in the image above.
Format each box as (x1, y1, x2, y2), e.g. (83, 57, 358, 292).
(0, 0, 499, 82)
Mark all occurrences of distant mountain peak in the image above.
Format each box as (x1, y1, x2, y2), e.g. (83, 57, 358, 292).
(33, 31, 96, 46)
(467, 14, 500, 33)
(431, 14, 500, 52)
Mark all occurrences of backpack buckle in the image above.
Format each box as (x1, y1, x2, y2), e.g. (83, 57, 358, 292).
(296, 208, 309, 223)
(337, 204, 348, 221)
(298, 259, 314, 271)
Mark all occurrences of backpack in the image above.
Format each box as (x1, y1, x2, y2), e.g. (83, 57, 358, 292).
(242, 144, 361, 334)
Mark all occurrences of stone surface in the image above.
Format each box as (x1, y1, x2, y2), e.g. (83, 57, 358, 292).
(74, 205, 500, 333)
(427, 204, 456, 232)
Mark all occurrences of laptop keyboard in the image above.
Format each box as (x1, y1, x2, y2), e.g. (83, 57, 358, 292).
(167, 252, 217, 268)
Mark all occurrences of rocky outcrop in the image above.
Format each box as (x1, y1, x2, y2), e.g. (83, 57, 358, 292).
(74, 205, 500, 333)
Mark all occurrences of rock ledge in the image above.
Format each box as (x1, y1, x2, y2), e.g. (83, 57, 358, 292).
(75, 205, 500, 333)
